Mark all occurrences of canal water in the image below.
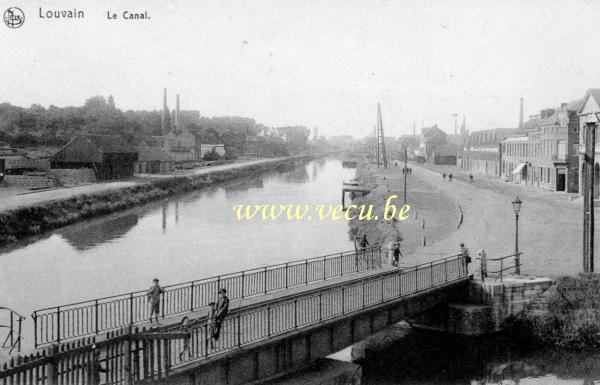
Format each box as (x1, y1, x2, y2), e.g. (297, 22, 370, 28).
(0, 158, 355, 319)
(360, 327, 600, 385)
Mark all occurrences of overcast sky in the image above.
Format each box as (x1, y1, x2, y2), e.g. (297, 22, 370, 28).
(2, 0, 600, 138)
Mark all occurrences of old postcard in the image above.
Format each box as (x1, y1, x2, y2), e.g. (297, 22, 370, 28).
(1, 1, 599, 384)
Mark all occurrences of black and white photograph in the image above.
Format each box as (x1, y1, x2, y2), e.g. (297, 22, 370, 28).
(1, 1, 600, 384)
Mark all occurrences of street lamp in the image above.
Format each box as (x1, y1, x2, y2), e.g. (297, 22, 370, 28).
(512, 196, 522, 274)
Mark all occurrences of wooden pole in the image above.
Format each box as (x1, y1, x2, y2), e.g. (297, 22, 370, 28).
(403, 146, 408, 204)
(584, 122, 596, 273)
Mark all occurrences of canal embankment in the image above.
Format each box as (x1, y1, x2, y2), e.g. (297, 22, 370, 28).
(347, 162, 460, 264)
(0, 154, 316, 248)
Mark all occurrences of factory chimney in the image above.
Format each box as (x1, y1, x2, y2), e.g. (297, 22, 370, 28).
(161, 88, 167, 134)
(519, 97, 524, 127)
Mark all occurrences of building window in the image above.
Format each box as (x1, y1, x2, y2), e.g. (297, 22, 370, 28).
(557, 141, 566, 159)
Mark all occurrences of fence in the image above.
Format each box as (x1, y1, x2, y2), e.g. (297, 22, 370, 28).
(0, 307, 25, 355)
(3, 254, 467, 385)
(32, 248, 382, 348)
(479, 252, 521, 282)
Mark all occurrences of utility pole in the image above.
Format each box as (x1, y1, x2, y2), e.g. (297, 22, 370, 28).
(376, 103, 388, 169)
(584, 121, 596, 273)
(403, 146, 408, 204)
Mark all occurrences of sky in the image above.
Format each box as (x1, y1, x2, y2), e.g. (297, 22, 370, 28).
(2, 0, 600, 138)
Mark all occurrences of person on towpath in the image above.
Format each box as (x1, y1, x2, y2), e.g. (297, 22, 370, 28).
(147, 278, 164, 325)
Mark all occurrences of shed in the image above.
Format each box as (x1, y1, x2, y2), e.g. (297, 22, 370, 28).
(135, 144, 175, 174)
(191, 129, 225, 159)
(51, 134, 138, 180)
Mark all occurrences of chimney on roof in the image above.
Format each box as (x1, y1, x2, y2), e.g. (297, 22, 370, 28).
(175, 94, 180, 131)
(161, 88, 167, 134)
(519, 97, 524, 127)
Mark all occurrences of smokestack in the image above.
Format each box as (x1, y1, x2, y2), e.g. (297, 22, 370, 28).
(519, 97, 524, 127)
(175, 94, 180, 131)
(413, 121, 416, 136)
(161, 88, 167, 134)
(462, 114, 466, 135)
(454, 115, 458, 135)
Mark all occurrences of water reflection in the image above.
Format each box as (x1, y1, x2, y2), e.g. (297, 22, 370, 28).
(223, 177, 265, 197)
(361, 328, 600, 385)
(0, 158, 355, 322)
(61, 214, 139, 251)
(282, 164, 310, 184)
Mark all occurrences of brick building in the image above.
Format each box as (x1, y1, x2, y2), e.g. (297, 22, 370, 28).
(462, 128, 516, 177)
(501, 100, 581, 192)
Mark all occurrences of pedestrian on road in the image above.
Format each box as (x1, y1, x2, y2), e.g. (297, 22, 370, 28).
(147, 278, 164, 325)
(460, 243, 471, 273)
(393, 244, 403, 267)
(213, 289, 229, 341)
(442, 173, 446, 180)
(469, 174, 474, 183)
(448, 174, 453, 182)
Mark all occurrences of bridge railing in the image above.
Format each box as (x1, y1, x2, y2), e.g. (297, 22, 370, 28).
(164, 253, 468, 371)
(1, 254, 467, 385)
(0, 307, 25, 355)
(32, 247, 382, 348)
(478, 252, 521, 281)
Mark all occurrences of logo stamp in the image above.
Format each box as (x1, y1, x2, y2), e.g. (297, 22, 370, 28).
(3, 7, 25, 28)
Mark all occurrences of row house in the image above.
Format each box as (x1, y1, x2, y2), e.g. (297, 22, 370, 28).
(501, 100, 581, 192)
(462, 128, 516, 177)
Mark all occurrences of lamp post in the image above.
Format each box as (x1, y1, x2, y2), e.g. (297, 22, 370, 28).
(512, 196, 522, 274)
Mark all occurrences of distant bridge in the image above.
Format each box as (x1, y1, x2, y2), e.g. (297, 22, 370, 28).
(2, 251, 470, 385)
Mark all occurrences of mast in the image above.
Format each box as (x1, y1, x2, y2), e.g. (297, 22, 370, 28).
(377, 103, 388, 169)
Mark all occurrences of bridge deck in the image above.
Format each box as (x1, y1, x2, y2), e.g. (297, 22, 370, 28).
(132, 263, 398, 333)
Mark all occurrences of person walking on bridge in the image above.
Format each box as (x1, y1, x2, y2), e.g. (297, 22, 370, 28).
(213, 288, 229, 341)
(460, 243, 471, 274)
(147, 278, 164, 325)
(355, 233, 370, 268)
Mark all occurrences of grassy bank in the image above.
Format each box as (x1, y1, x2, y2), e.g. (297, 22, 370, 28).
(347, 162, 459, 259)
(347, 162, 403, 248)
(0, 156, 312, 247)
(507, 274, 600, 350)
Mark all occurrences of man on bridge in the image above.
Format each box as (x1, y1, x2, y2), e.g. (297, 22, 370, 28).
(147, 278, 164, 325)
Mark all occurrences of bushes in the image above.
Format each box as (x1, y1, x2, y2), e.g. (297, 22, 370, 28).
(509, 274, 600, 350)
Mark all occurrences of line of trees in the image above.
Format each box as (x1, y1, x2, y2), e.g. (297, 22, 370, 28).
(0, 96, 312, 155)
